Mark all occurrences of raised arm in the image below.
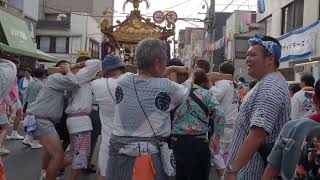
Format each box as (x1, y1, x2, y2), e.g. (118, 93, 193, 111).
(75, 59, 102, 85)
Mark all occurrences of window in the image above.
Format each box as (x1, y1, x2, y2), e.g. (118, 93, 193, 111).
(282, 0, 304, 34)
(39, 37, 50, 52)
(36, 36, 69, 53)
(251, 13, 257, 23)
(89, 40, 100, 59)
(263, 16, 272, 36)
(264, 16, 272, 36)
(56, 37, 67, 53)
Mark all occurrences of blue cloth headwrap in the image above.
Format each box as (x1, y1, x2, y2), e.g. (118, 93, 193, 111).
(248, 34, 282, 62)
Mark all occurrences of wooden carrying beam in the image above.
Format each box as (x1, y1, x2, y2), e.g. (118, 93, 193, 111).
(47, 67, 63, 74)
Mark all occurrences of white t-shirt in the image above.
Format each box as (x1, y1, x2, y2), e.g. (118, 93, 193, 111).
(210, 80, 240, 126)
(291, 88, 315, 120)
(91, 77, 117, 143)
(112, 73, 191, 137)
(65, 60, 102, 134)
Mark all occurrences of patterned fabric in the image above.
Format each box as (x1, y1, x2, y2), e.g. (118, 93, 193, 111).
(112, 73, 191, 137)
(0, 96, 10, 115)
(64, 131, 91, 169)
(226, 72, 291, 180)
(23, 115, 37, 132)
(106, 135, 168, 180)
(172, 84, 225, 136)
(295, 126, 320, 180)
(8, 78, 19, 102)
(291, 87, 315, 120)
(248, 34, 282, 61)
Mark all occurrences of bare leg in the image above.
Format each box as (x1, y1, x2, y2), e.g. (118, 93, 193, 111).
(13, 108, 22, 131)
(0, 124, 8, 145)
(42, 148, 50, 171)
(69, 169, 81, 180)
(97, 173, 105, 180)
(36, 132, 64, 180)
(61, 159, 72, 169)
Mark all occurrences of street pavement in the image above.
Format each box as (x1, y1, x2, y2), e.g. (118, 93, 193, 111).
(2, 125, 218, 180)
(3, 139, 97, 180)
(2, 121, 97, 180)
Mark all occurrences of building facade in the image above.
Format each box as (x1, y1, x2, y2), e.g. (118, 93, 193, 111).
(1, 0, 39, 38)
(178, 27, 206, 67)
(225, 10, 261, 81)
(212, 12, 231, 72)
(36, 0, 114, 63)
(257, 0, 320, 80)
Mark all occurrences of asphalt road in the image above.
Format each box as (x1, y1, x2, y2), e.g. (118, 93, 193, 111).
(3, 139, 97, 180)
(2, 121, 97, 180)
(2, 126, 219, 180)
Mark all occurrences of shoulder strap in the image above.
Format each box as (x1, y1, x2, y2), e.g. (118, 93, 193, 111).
(189, 88, 209, 117)
(106, 78, 116, 102)
(132, 75, 158, 138)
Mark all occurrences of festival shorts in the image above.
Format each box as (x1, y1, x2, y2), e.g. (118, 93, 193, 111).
(31, 119, 57, 137)
(64, 131, 91, 169)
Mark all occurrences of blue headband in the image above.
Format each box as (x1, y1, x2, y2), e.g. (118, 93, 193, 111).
(248, 34, 282, 61)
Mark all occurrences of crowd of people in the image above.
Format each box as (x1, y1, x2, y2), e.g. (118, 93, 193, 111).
(0, 34, 320, 180)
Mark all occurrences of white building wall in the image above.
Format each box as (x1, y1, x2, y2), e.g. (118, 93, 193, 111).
(7, 0, 39, 20)
(70, 13, 103, 57)
(257, 0, 320, 69)
(36, 13, 103, 63)
(270, 10, 282, 37)
(257, 0, 294, 21)
(23, 0, 39, 21)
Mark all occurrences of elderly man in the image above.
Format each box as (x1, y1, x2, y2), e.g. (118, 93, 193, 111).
(224, 34, 290, 180)
(105, 38, 193, 180)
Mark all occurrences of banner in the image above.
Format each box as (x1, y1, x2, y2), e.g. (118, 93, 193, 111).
(278, 21, 320, 62)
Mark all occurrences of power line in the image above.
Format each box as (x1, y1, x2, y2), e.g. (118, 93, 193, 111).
(39, 4, 128, 18)
(2, 0, 214, 26)
(184, 2, 205, 18)
(215, 3, 255, 6)
(181, 19, 202, 27)
(221, 0, 238, 12)
(144, 0, 193, 15)
(237, 0, 250, 9)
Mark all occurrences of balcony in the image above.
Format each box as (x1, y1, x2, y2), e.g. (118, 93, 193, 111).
(37, 20, 70, 29)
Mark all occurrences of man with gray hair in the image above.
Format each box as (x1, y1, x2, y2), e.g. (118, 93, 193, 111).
(106, 38, 194, 180)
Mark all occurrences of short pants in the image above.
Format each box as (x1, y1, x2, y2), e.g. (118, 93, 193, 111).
(31, 119, 57, 137)
(64, 131, 91, 169)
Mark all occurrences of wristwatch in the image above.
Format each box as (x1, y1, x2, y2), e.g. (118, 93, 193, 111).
(225, 164, 238, 176)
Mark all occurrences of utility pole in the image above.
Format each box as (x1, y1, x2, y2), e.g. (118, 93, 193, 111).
(207, 0, 215, 72)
